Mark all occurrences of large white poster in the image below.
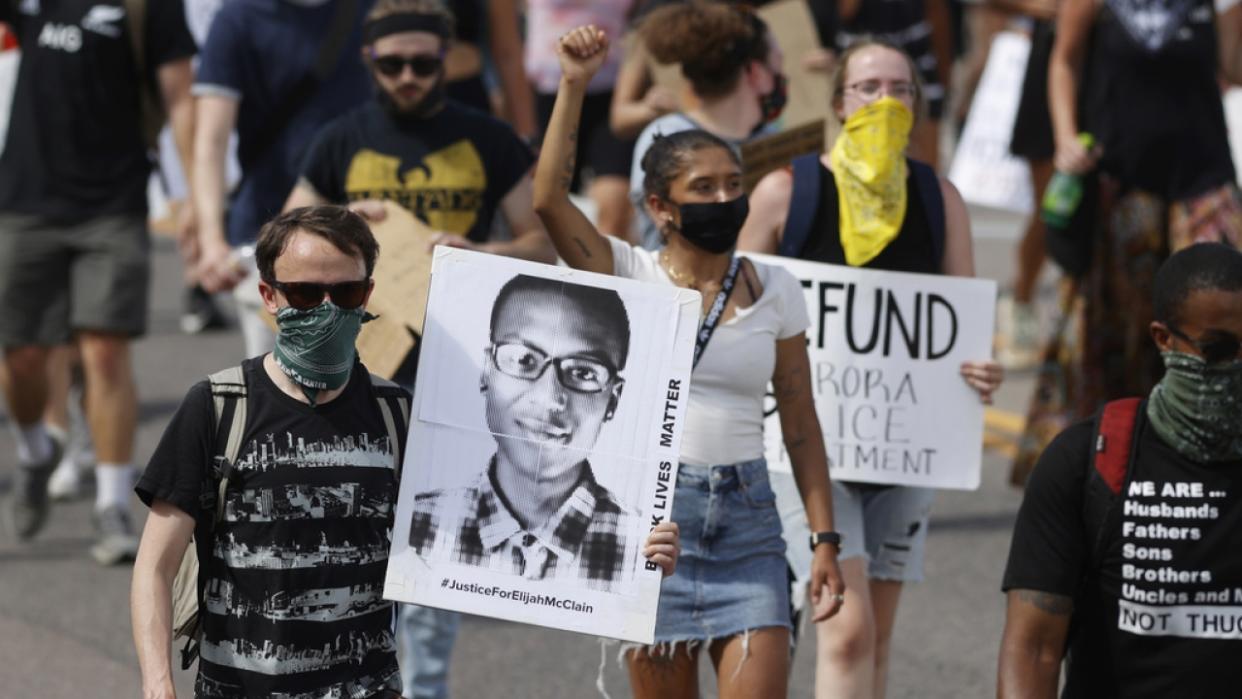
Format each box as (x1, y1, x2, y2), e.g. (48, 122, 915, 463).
(750, 254, 996, 490)
(948, 31, 1035, 216)
(385, 249, 700, 643)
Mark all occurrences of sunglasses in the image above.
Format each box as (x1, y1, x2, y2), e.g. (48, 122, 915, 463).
(268, 279, 370, 311)
(1166, 323, 1242, 365)
(371, 53, 443, 78)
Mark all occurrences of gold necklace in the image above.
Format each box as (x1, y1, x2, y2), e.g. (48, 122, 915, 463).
(660, 249, 700, 288)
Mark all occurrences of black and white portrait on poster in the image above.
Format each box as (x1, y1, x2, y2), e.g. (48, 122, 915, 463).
(385, 248, 700, 644)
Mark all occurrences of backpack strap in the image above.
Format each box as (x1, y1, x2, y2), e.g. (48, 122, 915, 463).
(1093, 397, 1144, 496)
(908, 159, 946, 270)
(778, 153, 824, 258)
(207, 366, 247, 521)
(368, 373, 410, 475)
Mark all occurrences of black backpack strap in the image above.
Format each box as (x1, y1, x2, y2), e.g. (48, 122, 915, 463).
(908, 158, 945, 270)
(779, 153, 823, 258)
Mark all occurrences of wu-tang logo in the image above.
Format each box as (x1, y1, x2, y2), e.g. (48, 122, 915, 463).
(345, 141, 487, 234)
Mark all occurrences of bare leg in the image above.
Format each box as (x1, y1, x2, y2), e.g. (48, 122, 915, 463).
(42, 344, 74, 432)
(588, 176, 635, 244)
(709, 627, 790, 699)
(2, 345, 51, 426)
(1014, 158, 1054, 304)
(814, 557, 876, 699)
(77, 331, 136, 465)
(868, 579, 906, 699)
(954, 4, 1012, 127)
(627, 643, 700, 699)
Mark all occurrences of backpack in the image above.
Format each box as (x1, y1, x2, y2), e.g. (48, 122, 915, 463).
(170, 365, 411, 670)
(1082, 397, 1146, 564)
(778, 153, 946, 267)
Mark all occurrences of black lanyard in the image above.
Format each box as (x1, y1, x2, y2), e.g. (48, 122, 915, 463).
(692, 257, 742, 369)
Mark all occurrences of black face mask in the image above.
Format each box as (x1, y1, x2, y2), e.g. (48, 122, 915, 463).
(671, 196, 750, 254)
(374, 71, 446, 124)
(758, 72, 788, 126)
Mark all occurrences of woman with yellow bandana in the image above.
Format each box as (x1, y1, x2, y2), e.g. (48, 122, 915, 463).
(739, 41, 1003, 698)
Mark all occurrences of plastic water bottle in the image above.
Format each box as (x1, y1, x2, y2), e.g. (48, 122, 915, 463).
(1040, 133, 1095, 229)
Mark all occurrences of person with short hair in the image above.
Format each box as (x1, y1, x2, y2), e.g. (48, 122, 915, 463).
(0, 0, 196, 564)
(409, 274, 643, 592)
(535, 25, 845, 697)
(286, 0, 555, 265)
(999, 242, 1242, 696)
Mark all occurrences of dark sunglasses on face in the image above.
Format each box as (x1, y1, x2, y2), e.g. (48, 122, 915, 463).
(268, 279, 370, 311)
(372, 53, 443, 78)
(1166, 323, 1242, 365)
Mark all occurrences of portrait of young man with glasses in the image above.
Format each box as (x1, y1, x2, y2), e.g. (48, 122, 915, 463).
(286, 0, 554, 266)
(407, 274, 645, 593)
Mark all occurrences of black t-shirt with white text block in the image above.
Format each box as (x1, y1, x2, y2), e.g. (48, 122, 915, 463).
(136, 358, 409, 699)
(0, 0, 195, 220)
(299, 99, 533, 243)
(1003, 419, 1242, 698)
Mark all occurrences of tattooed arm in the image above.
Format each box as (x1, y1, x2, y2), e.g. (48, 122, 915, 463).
(772, 330, 844, 622)
(531, 25, 616, 275)
(998, 589, 1072, 698)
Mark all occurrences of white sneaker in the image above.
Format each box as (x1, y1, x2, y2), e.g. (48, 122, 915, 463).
(997, 294, 1042, 370)
(47, 458, 82, 501)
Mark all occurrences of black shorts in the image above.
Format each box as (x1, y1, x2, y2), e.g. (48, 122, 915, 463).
(1010, 20, 1055, 161)
(536, 90, 634, 187)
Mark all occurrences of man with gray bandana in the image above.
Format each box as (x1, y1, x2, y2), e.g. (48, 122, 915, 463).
(1000, 242, 1242, 696)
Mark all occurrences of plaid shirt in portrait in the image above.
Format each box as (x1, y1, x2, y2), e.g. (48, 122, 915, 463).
(408, 459, 639, 592)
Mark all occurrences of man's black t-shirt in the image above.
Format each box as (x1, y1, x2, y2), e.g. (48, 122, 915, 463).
(0, 0, 195, 220)
(1003, 418, 1242, 698)
(136, 358, 408, 698)
(299, 99, 534, 243)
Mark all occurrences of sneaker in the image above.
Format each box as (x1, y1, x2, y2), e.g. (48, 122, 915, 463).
(47, 459, 82, 501)
(997, 294, 1042, 370)
(6, 438, 64, 541)
(91, 504, 140, 565)
(180, 284, 227, 335)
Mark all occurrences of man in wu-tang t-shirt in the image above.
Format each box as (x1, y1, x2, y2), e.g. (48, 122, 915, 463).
(286, 0, 555, 265)
(999, 243, 1242, 697)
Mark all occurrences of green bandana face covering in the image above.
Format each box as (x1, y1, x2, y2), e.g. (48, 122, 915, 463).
(1146, 351, 1242, 463)
(272, 302, 373, 405)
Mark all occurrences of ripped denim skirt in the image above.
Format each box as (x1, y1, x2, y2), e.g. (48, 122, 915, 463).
(652, 458, 791, 645)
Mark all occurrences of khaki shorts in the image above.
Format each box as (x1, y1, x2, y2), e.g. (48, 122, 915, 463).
(0, 212, 151, 346)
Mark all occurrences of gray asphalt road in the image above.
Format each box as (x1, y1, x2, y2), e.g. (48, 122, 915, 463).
(0, 210, 1043, 698)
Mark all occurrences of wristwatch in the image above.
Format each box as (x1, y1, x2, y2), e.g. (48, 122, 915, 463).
(809, 530, 842, 551)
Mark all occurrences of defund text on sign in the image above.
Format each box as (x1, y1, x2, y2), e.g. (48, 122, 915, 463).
(804, 280, 959, 360)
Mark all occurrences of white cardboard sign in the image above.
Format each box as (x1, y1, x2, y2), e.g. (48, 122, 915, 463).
(384, 248, 700, 643)
(750, 254, 996, 491)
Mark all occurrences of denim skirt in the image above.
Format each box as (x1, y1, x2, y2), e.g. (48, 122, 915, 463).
(653, 458, 791, 643)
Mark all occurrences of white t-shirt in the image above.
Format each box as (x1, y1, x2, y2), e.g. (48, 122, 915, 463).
(608, 237, 810, 466)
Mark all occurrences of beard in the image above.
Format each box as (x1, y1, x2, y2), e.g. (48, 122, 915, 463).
(373, 72, 447, 123)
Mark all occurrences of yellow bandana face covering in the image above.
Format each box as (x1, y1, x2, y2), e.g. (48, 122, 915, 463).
(829, 97, 914, 266)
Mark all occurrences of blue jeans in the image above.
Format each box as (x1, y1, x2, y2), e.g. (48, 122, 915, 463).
(399, 604, 460, 699)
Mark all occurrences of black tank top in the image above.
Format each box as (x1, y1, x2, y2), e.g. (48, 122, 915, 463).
(799, 162, 940, 275)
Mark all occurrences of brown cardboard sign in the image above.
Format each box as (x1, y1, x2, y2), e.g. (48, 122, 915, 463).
(740, 119, 825, 192)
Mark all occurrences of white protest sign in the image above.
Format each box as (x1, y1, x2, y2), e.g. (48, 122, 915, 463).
(750, 254, 996, 490)
(948, 31, 1034, 216)
(385, 248, 701, 644)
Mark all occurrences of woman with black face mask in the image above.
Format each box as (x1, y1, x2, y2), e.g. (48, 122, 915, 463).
(534, 25, 844, 699)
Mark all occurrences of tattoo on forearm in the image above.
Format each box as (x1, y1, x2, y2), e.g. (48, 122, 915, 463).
(572, 237, 593, 259)
(1017, 590, 1073, 615)
(773, 364, 806, 400)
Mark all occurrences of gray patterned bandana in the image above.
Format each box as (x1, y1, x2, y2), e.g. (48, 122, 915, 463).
(1147, 351, 1242, 463)
(272, 302, 374, 406)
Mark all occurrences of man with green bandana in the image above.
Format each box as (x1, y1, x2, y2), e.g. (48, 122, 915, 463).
(131, 206, 409, 699)
(999, 242, 1242, 697)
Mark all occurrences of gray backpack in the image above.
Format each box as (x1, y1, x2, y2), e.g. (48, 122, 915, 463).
(170, 365, 409, 669)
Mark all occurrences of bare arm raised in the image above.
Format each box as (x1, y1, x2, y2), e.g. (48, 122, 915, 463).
(531, 25, 616, 275)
